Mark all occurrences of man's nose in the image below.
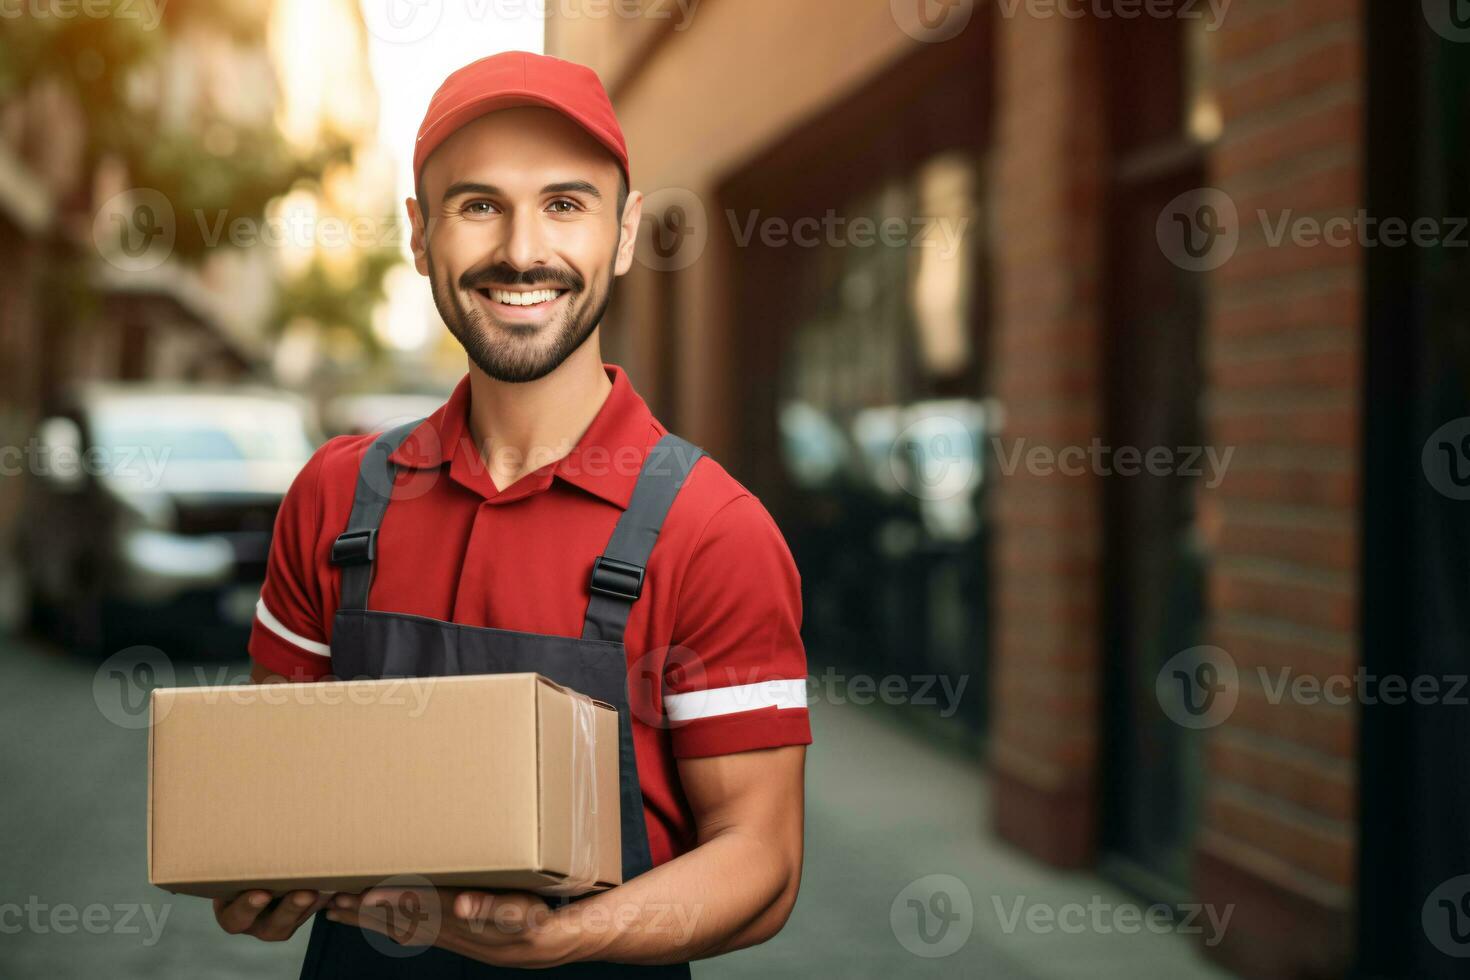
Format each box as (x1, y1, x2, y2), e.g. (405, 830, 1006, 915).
(498, 210, 553, 272)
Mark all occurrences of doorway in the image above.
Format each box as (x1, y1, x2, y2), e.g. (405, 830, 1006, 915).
(1099, 12, 1216, 901)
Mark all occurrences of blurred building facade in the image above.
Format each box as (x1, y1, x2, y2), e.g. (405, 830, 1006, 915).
(552, 2, 1470, 978)
(0, 7, 262, 613)
(0, 0, 398, 428)
(0, 1, 398, 618)
(0, 6, 280, 421)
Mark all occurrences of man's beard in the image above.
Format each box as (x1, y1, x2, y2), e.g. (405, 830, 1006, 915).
(428, 252, 615, 384)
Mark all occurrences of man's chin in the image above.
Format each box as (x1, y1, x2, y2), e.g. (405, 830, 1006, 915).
(434, 274, 609, 383)
(449, 316, 594, 385)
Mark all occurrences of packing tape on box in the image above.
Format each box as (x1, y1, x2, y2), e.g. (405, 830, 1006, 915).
(543, 689, 600, 895)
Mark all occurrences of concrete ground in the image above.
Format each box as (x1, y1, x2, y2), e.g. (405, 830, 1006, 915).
(0, 635, 1234, 978)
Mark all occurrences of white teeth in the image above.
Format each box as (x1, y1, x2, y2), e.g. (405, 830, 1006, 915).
(488, 288, 561, 306)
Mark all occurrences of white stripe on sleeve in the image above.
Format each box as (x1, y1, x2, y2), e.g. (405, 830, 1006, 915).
(254, 597, 331, 659)
(663, 678, 808, 722)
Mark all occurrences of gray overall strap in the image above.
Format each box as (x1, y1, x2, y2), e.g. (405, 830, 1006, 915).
(329, 419, 424, 611)
(581, 433, 705, 644)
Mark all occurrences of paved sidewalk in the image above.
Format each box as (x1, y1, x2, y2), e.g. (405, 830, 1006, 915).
(0, 637, 1234, 978)
(704, 696, 1235, 980)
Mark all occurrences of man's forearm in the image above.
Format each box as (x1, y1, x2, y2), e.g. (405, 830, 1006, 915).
(534, 826, 800, 966)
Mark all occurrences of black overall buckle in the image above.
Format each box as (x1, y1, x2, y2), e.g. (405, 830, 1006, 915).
(330, 529, 377, 566)
(589, 555, 644, 602)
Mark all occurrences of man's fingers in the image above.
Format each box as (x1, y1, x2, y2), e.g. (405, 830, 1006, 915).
(248, 890, 325, 941)
(452, 889, 496, 925)
(448, 890, 551, 935)
(214, 891, 272, 934)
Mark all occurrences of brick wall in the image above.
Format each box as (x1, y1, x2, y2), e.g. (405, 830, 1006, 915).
(986, 7, 1108, 868)
(1196, 1, 1364, 977)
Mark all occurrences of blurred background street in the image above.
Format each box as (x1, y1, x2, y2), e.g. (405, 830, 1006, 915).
(1, 1, 1468, 978)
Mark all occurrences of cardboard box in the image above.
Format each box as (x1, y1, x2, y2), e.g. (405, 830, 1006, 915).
(148, 673, 621, 899)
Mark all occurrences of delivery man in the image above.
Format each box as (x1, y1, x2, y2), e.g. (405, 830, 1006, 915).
(210, 52, 810, 976)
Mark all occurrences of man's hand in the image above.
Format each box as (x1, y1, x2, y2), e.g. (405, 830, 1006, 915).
(213, 890, 333, 942)
(327, 745, 806, 967)
(326, 887, 566, 968)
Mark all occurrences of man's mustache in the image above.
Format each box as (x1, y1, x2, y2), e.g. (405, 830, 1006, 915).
(459, 263, 584, 292)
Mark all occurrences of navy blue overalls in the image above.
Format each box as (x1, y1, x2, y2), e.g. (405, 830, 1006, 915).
(298, 419, 702, 979)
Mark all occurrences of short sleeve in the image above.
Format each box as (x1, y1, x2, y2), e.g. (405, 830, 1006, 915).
(248, 446, 333, 680)
(664, 494, 811, 758)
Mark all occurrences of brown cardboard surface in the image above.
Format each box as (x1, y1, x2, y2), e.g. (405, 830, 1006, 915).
(147, 673, 621, 899)
(535, 678, 622, 890)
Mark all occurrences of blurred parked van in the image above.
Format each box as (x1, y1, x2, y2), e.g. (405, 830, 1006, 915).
(17, 384, 318, 657)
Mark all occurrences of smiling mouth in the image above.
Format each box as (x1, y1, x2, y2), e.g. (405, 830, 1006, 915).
(475, 287, 569, 309)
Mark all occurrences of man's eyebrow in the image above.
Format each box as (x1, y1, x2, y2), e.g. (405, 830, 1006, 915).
(441, 181, 502, 200)
(543, 180, 601, 200)
(439, 180, 602, 201)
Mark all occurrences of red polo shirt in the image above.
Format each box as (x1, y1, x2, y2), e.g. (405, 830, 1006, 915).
(249, 364, 811, 868)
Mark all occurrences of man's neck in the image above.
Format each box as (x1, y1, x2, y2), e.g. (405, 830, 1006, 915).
(463, 341, 613, 492)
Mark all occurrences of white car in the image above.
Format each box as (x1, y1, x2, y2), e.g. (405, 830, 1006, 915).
(18, 384, 318, 657)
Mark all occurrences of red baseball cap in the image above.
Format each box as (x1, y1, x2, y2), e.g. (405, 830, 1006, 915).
(413, 51, 630, 192)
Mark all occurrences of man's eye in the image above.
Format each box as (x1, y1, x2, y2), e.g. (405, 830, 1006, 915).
(463, 201, 496, 215)
(547, 199, 579, 214)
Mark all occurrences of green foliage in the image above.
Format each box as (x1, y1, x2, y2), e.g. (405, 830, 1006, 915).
(268, 225, 402, 359)
(0, 5, 158, 127)
(126, 128, 356, 260)
(0, 1, 396, 361)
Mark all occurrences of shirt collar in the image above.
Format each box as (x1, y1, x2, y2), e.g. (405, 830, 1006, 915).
(389, 363, 661, 509)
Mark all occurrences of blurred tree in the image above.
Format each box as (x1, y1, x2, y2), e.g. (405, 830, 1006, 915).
(268, 218, 401, 358)
(0, 0, 394, 361)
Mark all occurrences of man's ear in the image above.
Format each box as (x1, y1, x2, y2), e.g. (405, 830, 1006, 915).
(613, 189, 644, 278)
(406, 196, 429, 276)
